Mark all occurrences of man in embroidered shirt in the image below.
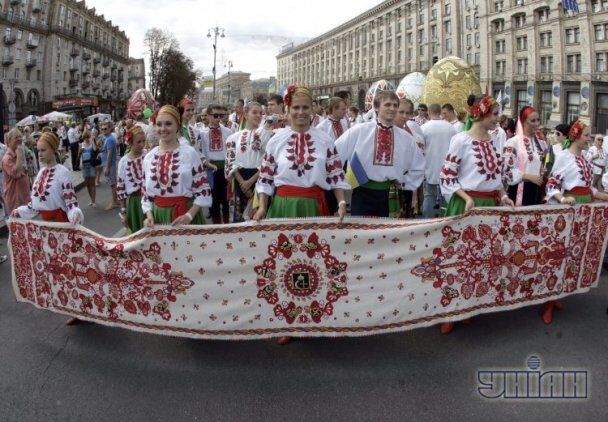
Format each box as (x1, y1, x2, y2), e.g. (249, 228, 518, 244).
(335, 91, 426, 217)
(415, 103, 429, 126)
(421, 104, 457, 218)
(441, 103, 464, 132)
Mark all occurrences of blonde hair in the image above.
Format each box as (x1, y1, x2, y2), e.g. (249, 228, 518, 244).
(5, 128, 22, 144)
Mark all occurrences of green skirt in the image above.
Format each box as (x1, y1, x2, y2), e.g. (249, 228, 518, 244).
(152, 199, 205, 225)
(126, 194, 146, 234)
(444, 194, 497, 217)
(564, 193, 592, 204)
(267, 195, 319, 218)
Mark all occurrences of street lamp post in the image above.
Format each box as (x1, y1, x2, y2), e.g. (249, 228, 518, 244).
(207, 26, 225, 103)
(8, 79, 17, 128)
(225, 60, 233, 106)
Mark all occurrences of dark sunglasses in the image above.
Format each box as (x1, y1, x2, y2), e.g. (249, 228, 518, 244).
(211, 113, 226, 118)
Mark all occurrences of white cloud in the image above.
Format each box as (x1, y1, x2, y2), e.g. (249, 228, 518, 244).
(86, 0, 380, 80)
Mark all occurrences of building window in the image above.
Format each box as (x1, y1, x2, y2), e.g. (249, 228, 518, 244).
(567, 54, 581, 72)
(418, 29, 424, 42)
(595, 24, 608, 41)
(596, 52, 607, 72)
(591, 0, 608, 12)
(444, 1, 451, 14)
(475, 32, 480, 47)
(516, 89, 528, 115)
(407, 17, 412, 29)
(495, 39, 505, 53)
(495, 60, 505, 75)
(494, 1, 504, 11)
(466, 15, 471, 30)
(516, 36, 528, 51)
(446, 38, 452, 54)
(474, 13, 480, 28)
(565, 27, 580, 44)
(467, 34, 472, 48)
(444, 20, 451, 35)
(517, 58, 528, 74)
(431, 25, 437, 41)
(514, 14, 526, 28)
(540, 56, 553, 73)
(467, 53, 472, 64)
(493, 20, 504, 32)
(431, 8, 437, 20)
(540, 31, 553, 47)
(419, 44, 424, 55)
(537, 8, 550, 23)
(566, 92, 580, 123)
(540, 90, 552, 125)
(475, 52, 480, 64)
(14, 68, 19, 79)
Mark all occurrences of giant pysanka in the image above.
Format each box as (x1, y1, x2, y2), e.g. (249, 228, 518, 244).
(423, 56, 481, 114)
(396, 72, 426, 108)
(365, 80, 395, 111)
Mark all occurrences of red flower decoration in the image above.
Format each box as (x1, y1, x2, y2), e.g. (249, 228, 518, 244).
(469, 96, 497, 119)
(284, 85, 298, 107)
(568, 120, 586, 140)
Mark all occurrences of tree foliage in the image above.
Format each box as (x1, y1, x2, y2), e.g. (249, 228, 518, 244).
(143, 28, 177, 99)
(156, 48, 198, 105)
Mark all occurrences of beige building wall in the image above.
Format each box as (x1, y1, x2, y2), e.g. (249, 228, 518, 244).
(215, 71, 251, 106)
(1, 0, 142, 124)
(128, 57, 145, 93)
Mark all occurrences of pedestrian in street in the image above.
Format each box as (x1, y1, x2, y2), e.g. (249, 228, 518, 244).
(117, 126, 146, 233)
(68, 122, 81, 171)
(335, 90, 425, 218)
(93, 128, 104, 186)
(225, 101, 274, 222)
(439, 94, 514, 334)
(101, 122, 120, 210)
(503, 107, 547, 206)
(545, 120, 608, 324)
(80, 129, 98, 207)
(142, 105, 211, 227)
(586, 134, 605, 191)
(2, 128, 31, 215)
(421, 104, 457, 219)
(253, 85, 349, 346)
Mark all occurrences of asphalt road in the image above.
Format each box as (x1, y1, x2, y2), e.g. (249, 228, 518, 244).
(1, 184, 607, 421)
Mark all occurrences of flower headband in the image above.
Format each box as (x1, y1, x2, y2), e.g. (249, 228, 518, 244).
(284, 85, 312, 107)
(468, 96, 497, 119)
(563, 120, 587, 149)
(124, 125, 145, 145)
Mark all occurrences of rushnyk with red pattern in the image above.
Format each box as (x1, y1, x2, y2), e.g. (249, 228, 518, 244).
(8, 204, 608, 340)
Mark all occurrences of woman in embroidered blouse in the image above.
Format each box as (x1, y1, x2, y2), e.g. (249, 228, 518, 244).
(12, 132, 83, 225)
(503, 107, 548, 206)
(586, 135, 606, 191)
(439, 95, 514, 335)
(142, 105, 212, 227)
(253, 86, 349, 223)
(543, 121, 608, 324)
(225, 101, 274, 222)
(117, 126, 146, 233)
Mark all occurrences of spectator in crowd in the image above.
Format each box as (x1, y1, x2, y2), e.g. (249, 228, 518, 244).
(68, 123, 81, 171)
(2, 128, 31, 215)
(101, 122, 119, 210)
(80, 129, 98, 207)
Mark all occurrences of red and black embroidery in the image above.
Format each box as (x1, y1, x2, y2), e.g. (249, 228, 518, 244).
(239, 131, 249, 152)
(330, 119, 344, 139)
(373, 125, 394, 166)
(546, 173, 563, 194)
(258, 152, 276, 188)
(127, 157, 144, 190)
(325, 147, 346, 185)
(575, 155, 592, 186)
(286, 133, 316, 177)
(440, 154, 461, 186)
(150, 151, 180, 195)
(33, 167, 56, 202)
(209, 127, 224, 152)
(472, 140, 501, 181)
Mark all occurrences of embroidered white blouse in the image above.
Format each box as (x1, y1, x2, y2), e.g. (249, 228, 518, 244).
(17, 164, 84, 223)
(256, 127, 350, 196)
(116, 155, 144, 200)
(335, 121, 425, 191)
(439, 132, 506, 198)
(316, 118, 350, 142)
(586, 146, 606, 175)
(141, 145, 212, 213)
(198, 125, 233, 161)
(546, 149, 596, 202)
(225, 127, 274, 178)
(503, 135, 547, 186)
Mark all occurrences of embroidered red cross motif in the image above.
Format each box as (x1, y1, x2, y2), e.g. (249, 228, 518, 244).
(209, 127, 223, 152)
(374, 126, 394, 166)
(472, 140, 501, 181)
(330, 119, 343, 138)
(576, 155, 592, 185)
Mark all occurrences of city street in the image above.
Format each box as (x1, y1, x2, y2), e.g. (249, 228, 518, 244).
(0, 184, 607, 421)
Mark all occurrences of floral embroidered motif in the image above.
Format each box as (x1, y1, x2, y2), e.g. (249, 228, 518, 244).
(471, 140, 501, 181)
(33, 167, 55, 202)
(440, 154, 461, 186)
(151, 151, 180, 195)
(575, 155, 592, 185)
(285, 133, 316, 176)
(209, 127, 223, 152)
(374, 125, 394, 166)
(330, 119, 344, 138)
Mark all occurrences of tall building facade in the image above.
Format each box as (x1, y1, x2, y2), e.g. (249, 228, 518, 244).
(1, 0, 143, 126)
(128, 57, 145, 92)
(215, 71, 251, 106)
(278, 0, 605, 131)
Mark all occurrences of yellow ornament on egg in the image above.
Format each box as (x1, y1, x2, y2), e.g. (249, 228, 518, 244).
(423, 56, 481, 114)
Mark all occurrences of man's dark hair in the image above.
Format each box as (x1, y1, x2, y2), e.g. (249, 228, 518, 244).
(418, 103, 428, 111)
(441, 103, 455, 113)
(334, 90, 351, 101)
(206, 104, 222, 115)
(268, 94, 284, 105)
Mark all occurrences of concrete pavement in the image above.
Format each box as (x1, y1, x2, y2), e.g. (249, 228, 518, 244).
(0, 183, 607, 421)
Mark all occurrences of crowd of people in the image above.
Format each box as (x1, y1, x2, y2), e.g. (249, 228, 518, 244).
(2, 86, 608, 340)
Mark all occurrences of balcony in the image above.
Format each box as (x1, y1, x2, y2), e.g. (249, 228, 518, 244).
(92, 82, 100, 90)
(110, 74, 117, 82)
(93, 69, 100, 77)
(82, 52, 91, 61)
(70, 47, 80, 57)
(82, 81, 90, 89)
(102, 72, 109, 79)
(82, 66, 90, 75)
(69, 78, 79, 87)
(111, 62, 117, 69)
(93, 56, 101, 64)
(32, 0, 42, 12)
(26, 39, 39, 49)
(103, 59, 110, 67)
(25, 58, 37, 68)
(3, 34, 16, 45)
(2, 55, 14, 66)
